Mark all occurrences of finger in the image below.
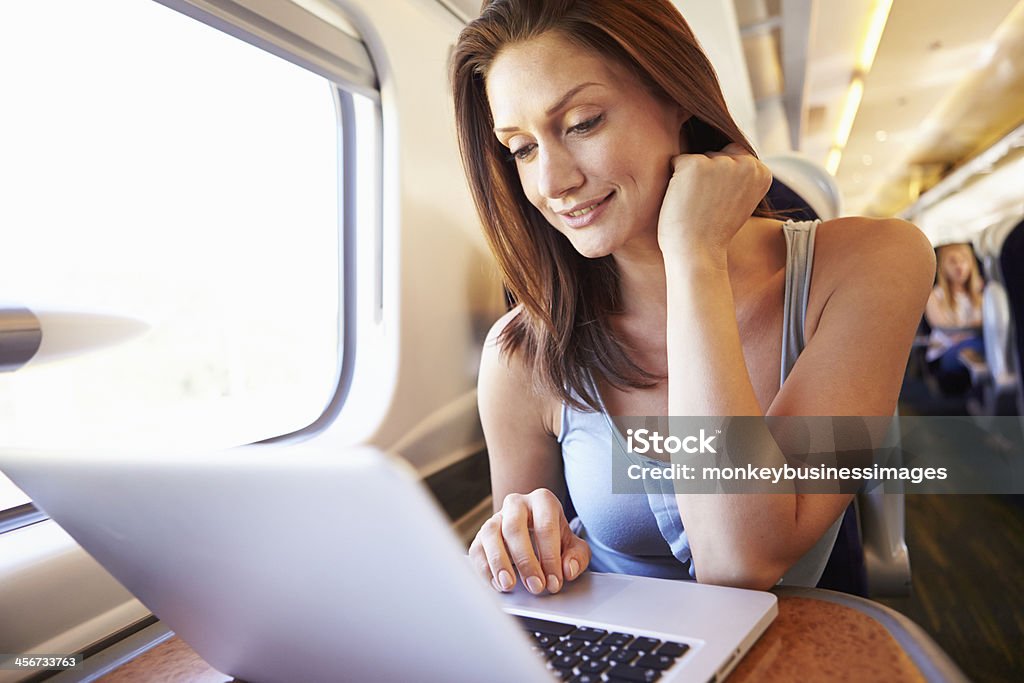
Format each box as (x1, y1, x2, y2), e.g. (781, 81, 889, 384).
(468, 540, 491, 589)
(501, 496, 546, 594)
(528, 490, 565, 593)
(561, 518, 592, 582)
(704, 142, 752, 160)
(469, 536, 502, 592)
(478, 513, 516, 592)
(669, 153, 695, 171)
(718, 142, 750, 157)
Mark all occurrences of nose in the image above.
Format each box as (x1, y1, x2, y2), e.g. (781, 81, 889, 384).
(536, 143, 584, 200)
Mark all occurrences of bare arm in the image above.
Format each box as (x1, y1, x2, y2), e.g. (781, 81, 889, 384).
(470, 307, 590, 594)
(658, 148, 935, 589)
(477, 307, 564, 506)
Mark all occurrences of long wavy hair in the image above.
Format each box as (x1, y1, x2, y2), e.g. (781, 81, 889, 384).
(935, 243, 984, 317)
(451, 0, 770, 411)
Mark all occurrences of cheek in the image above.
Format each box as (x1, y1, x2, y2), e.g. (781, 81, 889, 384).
(621, 131, 675, 187)
(630, 154, 672, 209)
(516, 169, 563, 230)
(516, 168, 544, 211)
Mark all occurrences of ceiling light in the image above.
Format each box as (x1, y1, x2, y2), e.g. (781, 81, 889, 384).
(975, 41, 999, 68)
(862, 154, 873, 166)
(875, 130, 888, 142)
(858, 0, 894, 72)
(835, 78, 864, 149)
(826, 148, 842, 175)
(824, 1, 894, 178)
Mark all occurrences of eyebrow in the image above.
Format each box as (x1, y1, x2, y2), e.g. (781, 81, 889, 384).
(493, 82, 603, 133)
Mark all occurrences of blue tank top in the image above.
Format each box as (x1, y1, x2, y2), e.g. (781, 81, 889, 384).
(557, 219, 844, 586)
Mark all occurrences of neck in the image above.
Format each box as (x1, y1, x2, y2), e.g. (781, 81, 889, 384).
(611, 233, 668, 322)
(611, 217, 772, 322)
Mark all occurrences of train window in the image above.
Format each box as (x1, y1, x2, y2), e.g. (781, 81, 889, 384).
(0, 0, 361, 509)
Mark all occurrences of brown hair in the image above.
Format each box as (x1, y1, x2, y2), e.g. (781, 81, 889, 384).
(451, 0, 769, 411)
(936, 243, 984, 315)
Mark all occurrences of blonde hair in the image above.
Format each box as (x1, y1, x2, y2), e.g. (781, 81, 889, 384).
(935, 243, 983, 316)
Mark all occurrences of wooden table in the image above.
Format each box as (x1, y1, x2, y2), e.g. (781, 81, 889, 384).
(97, 588, 966, 682)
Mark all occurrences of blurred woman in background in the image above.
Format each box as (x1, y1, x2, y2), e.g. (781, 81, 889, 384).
(925, 243, 986, 394)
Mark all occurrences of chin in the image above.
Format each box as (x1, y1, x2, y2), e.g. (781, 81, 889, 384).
(566, 238, 616, 260)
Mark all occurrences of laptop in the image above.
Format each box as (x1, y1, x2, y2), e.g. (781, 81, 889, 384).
(0, 444, 776, 682)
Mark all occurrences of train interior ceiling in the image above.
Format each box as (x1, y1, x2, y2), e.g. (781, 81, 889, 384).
(1, 0, 1024, 682)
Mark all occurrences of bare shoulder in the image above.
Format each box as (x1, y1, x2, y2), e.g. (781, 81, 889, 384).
(813, 216, 935, 292)
(479, 305, 561, 438)
(802, 217, 934, 342)
(484, 304, 521, 344)
(481, 305, 529, 382)
(773, 217, 938, 416)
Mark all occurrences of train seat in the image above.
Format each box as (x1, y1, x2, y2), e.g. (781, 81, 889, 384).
(972, 217, 1024, 414)
(998, 217, 1024, 415)
(764, 153, 842, 220)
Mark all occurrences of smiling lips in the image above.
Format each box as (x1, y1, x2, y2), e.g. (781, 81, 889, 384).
(557, 192, 614, 228)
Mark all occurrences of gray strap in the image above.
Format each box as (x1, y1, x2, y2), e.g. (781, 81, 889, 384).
(781, 220, 819, 385)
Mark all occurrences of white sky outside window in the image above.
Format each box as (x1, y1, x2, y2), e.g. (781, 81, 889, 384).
(0, 0, 342, 509)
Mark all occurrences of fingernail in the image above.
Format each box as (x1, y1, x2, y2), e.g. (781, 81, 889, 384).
(526, 576, 544, 594)
(498, 570, 514, 591)
(547, 574, 560, 593)
(569, 559, 580, 580)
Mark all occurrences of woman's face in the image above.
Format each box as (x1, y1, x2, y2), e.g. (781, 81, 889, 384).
(939, 246, 972, 286)
(486, 32, 686, 259)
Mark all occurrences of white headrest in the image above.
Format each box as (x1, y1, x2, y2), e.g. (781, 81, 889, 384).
(983, 284, 1011, 381)
(763, 154, 842, 220)
(976, 214, 1023, 259)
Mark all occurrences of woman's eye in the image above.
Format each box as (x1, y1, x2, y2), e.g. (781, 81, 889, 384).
(568, 114, 603, 135)
(508, 144, 536, 162)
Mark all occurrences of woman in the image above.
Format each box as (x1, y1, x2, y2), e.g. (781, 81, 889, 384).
(925, 243, 986, 395)
(454, 0, 934, 593)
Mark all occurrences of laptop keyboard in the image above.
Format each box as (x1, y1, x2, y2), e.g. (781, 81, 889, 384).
(515, 615, 690, 682)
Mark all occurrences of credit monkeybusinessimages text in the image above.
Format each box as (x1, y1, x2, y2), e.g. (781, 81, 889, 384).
(624, 428, 949, 484)
(625, 462, 948, 484)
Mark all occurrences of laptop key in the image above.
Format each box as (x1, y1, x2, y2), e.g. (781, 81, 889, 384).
(572, 626, 607, 641)
(534, 634, 556, 647)
(655, 641, 689, 658)
(633, 654, 675, 670)
(554, 638, 585, 654)
(580, 643, 610, 659)
(608, 649, 638, 664)
(606, 665, 662, 682)
(551, 654, 581, 670)
(577, 657, 610, 674)
(568, 675, 602, 683)
(603, 633, 634, 648)
(631, 637, 662, 652)
(515, 615, 577, 637)
(621, 646, 652, 661)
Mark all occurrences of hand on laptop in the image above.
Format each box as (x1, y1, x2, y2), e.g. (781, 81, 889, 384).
(469, 488, 591, 595)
